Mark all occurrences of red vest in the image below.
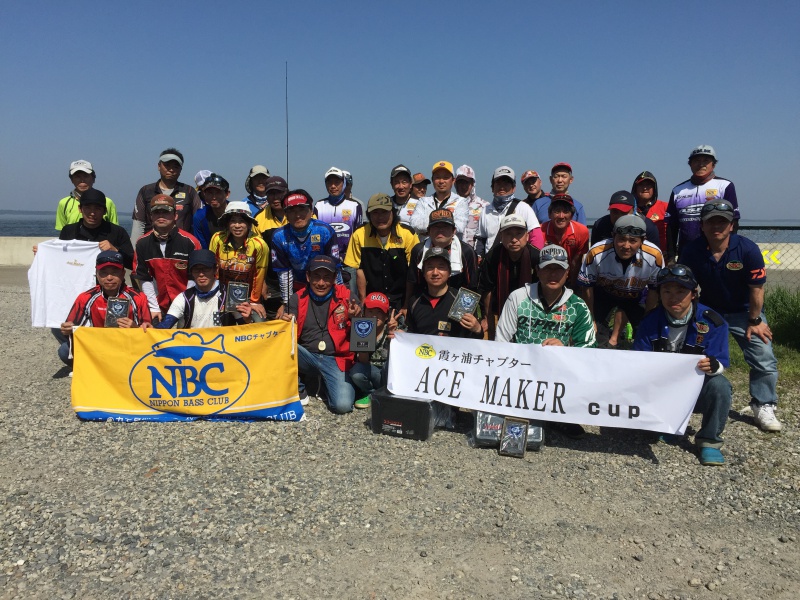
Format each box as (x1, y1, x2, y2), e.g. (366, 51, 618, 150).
(295, 284, 354, 371)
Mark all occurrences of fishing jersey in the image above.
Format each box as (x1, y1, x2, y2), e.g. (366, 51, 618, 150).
(462, 195, 489, 248)
(640, 199, 669, 254)
(393, 196, 419, 227)
(270, 219, 340, 281)
(541, 220, 590, 281)
(578, 239, 664, 299)
(409, 194, 469, 239)
(666, 176, 739, 249)
(208, 232, 268, 303)
(131, 181, 202, 236)
(313, 198, 363, 257)
(66, 284, 151, 327)
(55, 192, 119, 231)
(133, 227, 201, 311)
(495, 284, 596, 347)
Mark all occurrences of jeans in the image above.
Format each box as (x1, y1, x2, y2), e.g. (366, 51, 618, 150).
(53, 328, 72, 367)
(693, 374, 732, 448)
(724, 311, 778, 405)
(350, 362, 383, 397)
(297, 346, 355, 414)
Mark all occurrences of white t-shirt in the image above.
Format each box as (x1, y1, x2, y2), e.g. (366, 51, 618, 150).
(29, 239, 100, 328)
(477, 200, 539, 249)
(166, 289, 221, 328)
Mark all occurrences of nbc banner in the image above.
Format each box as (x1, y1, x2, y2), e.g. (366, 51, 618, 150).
(71, 321, 303, 422)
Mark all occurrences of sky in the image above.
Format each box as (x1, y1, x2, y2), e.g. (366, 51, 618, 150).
(2, 0, 799, 223)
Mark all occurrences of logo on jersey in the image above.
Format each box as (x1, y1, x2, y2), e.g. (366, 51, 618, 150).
(705, 189, 719, 198)
(176, 260, 188, 270)
(342, 209, 352, 221)
(696, 322, 710, 334)
(726, 261, 743, 271)
(330, 223, 351, 234)
(311, 234, 321, 243)
(438, 321, 451, 332)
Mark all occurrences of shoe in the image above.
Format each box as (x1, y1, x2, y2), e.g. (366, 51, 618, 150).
(699, 447, 725, 466)
(751, 402, 782, 432)
(68, 371, 73, 378)
(354, 395, 371, 410)
(658, 433, 680, 444)
(299, 391, 309, 406)
(551, 423, 586, 439)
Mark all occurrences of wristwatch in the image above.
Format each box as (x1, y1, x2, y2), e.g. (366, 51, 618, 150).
(748, 316, 763, 326)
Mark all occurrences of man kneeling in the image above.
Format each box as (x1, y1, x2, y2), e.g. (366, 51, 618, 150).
(633, 265, 732, 466)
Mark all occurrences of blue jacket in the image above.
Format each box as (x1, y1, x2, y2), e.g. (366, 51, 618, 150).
(633, 302, 729, 367)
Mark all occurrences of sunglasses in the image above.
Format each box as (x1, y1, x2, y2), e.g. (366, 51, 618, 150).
(701, 200, 733, 215)
(657, 265, 696, 285)
(614, 226, 645, 237)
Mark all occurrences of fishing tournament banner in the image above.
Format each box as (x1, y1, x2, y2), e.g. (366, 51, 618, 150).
(387, 333, 705, 434)
(71, 320, 303, 422)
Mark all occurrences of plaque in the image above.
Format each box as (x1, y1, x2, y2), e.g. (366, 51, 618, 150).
(225, 282, 250, 312)
(350, 317, 377, 352)
(499, 417, 528, 458)
(447, 288, 481, 322)
(105, 297, 130, 328)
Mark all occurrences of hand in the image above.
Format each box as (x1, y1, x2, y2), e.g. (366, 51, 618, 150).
(236, 302, 253, 321)
(696, 356, 713, 373)
(116, 317, 133, 329)
(387, 309, 398, 339)
(140, 322, 153, 331)
(251, 302, 267, 319)
(60, 321, 74, 336)
(542, 338, 564, 347)
(276, 304, 288, 321)
(347, 298, 361, 318)
(480, 317, 488, 333)
(460, 313, 481, 334)
(98, 240, 117, 252)
(747, 321, 772, 344)
(32, 244, 38, 255)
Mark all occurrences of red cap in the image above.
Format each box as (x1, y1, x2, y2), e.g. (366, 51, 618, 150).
(283, 193, 310, 208)
(551, 162, 572, 174)
(550, 193, 574, 206)
(363, 292, 389, 313)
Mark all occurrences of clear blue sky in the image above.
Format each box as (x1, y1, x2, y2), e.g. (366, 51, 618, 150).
(2, 1, 798, 223)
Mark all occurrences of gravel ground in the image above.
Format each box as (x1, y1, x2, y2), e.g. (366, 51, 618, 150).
(2, 269, 799, 600)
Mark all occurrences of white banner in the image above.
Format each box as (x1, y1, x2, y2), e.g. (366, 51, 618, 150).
(387, 332, 705, 434)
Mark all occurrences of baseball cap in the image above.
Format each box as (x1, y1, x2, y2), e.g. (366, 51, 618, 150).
(245, 165, 271, 194)
(613, 214, 647, 236)
(492, 166, 515, 183)
(150, 194, 176, 212)
(550, 193, 574, 207)
(220, 200, 256, 223)
(79, 188, 107, 207)
(634, 171, 657, 185)
(421, 246, 451, 265)
(412, 173, 431, 186)
(431, 161, 454, 176)
(656, 264, 697, 290)
(689, 145, 716, 161)
(159, 150, 183, 166)
(521, 170, 540, 183)
(283, 192, 311, 209)
(188, 249, 217, 271)
(498, 213, 527, 232)
(390, 164, 412, 180)
(325, 166, 345, 180)
(69, 160, 94, 176)
(551, 162, 572, 174)
(265, 176, 288, 192)
(367, 193, 393, 213)
(363, 292, 390, 313)
(538, 244, 570, 270)
(700, 200, 735, 222)
(307, 255, 338, 273)
(455, 165, 476, 181)
(608, 190, 636, 213)
(194, 170, 212, 188)
(428, 208, 456, 228)
(96, 250, 124, 270)
(202, 173, 230, 191)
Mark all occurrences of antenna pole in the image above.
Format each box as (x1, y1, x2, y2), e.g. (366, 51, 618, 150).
(285, 61, 289, 182)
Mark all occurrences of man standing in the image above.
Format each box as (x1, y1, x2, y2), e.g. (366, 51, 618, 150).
(578, 214, 664, 347)
(409, 161, 468, 240)
(634, 265, 732, 465)
(520, 170, 546, 211)
(55, 160, 119, 231)
(666, 145, 740, 259)
(131, 148, 202, 240)
(133, 194, 201, 323)
(631, 171, 668, 254)
(454, 165, 489, 249)
(679, 201, 781, 432)
(530, 163, 587, 225)
(59, 188, 134, 269)
(540, 194, 589, 286)
(242, 165, 271, 215)
(410, 172, 430, 200)
(314, 166, 364, 260)
(344, 193, 418, 309)
(389, 164, 415, 218)
(192, 173, 230, 249)
(285, 255, 360, 413)
(254, 176, 290, 319)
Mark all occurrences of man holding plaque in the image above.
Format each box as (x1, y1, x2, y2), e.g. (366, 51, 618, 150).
(285, 255, 360, 413)
(58, 250, 151, 367)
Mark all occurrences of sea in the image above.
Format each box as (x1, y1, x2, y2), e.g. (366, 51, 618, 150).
(4, 210, 800, 243)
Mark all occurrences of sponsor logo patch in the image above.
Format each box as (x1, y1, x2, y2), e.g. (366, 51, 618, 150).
(726, 261, 743, 271)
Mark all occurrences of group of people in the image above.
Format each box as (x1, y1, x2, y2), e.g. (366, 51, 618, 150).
(49, 145, 782, 465)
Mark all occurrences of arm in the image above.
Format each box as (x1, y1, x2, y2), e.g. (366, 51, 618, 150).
(409, 200, 430, 235)
(746, 285, 771, 343)
(356, 269, 367, 302)
(105, 197, 119, 225)
(494, 292, 519, 343)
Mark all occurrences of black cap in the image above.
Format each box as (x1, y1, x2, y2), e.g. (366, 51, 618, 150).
(202, 173, 230, 191)
(96, 250, 124, 269)
(265, 176, 288, 192)
(608, 190, 636, 211)
(390, 164, 412, 180)
(421, 246, 451, 265)
(306, 255, 338, 273)
(79, 188, 107, 207)
(701, 200, 735, 222)
(188, 249, 217, 271)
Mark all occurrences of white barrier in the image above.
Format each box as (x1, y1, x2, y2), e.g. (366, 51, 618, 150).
(0, 237, 53, 266)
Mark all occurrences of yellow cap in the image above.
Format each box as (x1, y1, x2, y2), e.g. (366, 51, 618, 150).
(431, 161, 454, 176)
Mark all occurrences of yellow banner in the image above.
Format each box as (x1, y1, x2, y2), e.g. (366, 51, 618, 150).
(72, 321, 302, 421)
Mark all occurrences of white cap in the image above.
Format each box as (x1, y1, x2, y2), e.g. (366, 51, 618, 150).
(325, 166, 345, 180)
(455, 165, 476, 181)
(689, 145, 717, 160)
(194, 170, 212, 188)
(498, 213, 527, 232)
(492, 166, 515, 182)
(69, 160, 94, 176)
(159, 152, 183, 166)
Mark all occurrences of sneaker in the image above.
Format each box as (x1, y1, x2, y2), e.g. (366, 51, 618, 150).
(68, 371, 73, 378)
(699, 447, 725, 466)
(751, 402, 782, 432)
(354, 395, 371, 410)
(299, 391, 309, 406)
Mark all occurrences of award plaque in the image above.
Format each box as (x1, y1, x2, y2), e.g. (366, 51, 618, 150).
(499, 417, 529, 458)
(105, 297, 130, 328)
(350, 317, 377, 352)
(225, 282, 250, 312)
(447, 288, 481, 322)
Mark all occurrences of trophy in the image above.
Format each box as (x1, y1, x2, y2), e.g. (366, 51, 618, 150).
(350, 317, 377, 352)
(447, 288, 481, 322)
(105, 297, 130, 328)
(225, 282, 250, 313)
(498, 417, 529, 458)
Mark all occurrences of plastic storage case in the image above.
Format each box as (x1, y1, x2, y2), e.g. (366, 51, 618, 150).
(473, 411, 544, 451)
(370, 387, 438, 441)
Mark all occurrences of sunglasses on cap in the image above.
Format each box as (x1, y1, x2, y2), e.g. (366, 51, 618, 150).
(540, 247, 568, 262)
(150, 206, 175, 214)
(614, 226, 645, 237)
(701, 200, 734, 215)
(657, 265, 697, 286)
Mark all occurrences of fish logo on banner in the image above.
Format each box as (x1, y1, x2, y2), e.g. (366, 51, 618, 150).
(129, 331, 250, 416)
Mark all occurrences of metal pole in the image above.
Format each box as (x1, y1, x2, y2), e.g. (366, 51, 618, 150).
(285, 61, 289, 182)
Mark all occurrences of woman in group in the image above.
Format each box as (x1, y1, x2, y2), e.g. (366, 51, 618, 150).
(209, 201, 269, 321)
